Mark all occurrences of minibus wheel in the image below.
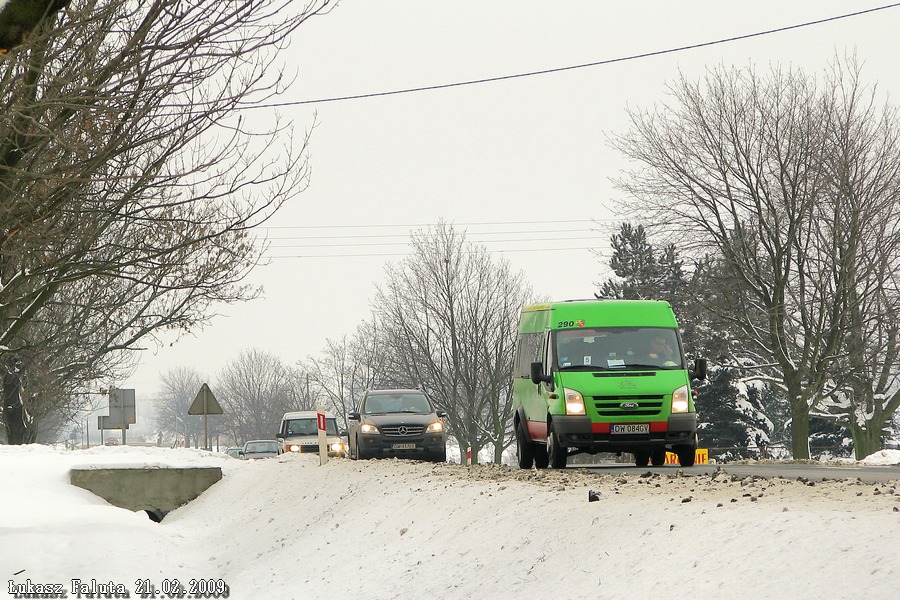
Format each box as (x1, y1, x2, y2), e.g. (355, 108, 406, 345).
(651, 449, 666, 466)
(634, 450, 650, 467)
(676, 445, 696, 467)
(516, 422, 534, 469)
(533, 442, 549, 469)
(547, 424, 567, 469)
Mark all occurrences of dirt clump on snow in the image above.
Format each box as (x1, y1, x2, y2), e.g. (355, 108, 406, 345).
(423, 461, 900, 511)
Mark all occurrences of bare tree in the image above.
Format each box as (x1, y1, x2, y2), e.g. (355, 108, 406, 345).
(812, 60, 900, 458)
(373, 223, 532, 464)
(303, 318, 388, 429)
(612, 57, 900, 459)
(216, 348, 295, 443)
(156, 366, 206, 448)
(0, 0, 332, 442)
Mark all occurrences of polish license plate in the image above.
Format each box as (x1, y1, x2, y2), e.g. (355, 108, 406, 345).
(392, 443, 416, 450)
(612, 423, 650, 434)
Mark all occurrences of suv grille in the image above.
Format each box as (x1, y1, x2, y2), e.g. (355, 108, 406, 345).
(381, 425, 425, 437)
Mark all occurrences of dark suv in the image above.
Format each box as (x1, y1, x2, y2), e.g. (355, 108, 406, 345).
(348, 389, 447, 462)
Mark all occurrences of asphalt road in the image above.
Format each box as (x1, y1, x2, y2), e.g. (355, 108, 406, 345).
(579, 461, 900, 484)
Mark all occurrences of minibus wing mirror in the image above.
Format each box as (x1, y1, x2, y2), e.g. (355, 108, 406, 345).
(530, 361, 551, 385)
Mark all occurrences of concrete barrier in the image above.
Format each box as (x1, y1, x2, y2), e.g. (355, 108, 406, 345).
(70, 467, 222, 521)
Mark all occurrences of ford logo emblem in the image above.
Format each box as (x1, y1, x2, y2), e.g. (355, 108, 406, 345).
(621, 402, 639, 410)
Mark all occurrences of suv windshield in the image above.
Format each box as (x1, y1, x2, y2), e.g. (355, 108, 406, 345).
(285, 418, 339, 436)
(554, 327, 683, 370)
(364, 393, 432, 414)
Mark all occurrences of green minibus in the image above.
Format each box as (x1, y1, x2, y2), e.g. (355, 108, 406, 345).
(512, 299, 706, 468)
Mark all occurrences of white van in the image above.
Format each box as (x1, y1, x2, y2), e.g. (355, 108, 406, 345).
(276, 411, 347, 457)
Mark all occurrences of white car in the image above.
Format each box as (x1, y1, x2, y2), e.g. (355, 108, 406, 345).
(275, 411, 347, 457)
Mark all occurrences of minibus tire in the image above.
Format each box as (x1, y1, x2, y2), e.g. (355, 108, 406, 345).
(634, 450, 650, 467)
(516, 422, 534, 469)
(547, 424, 567, 469)
(533, 442, 549, 469)
(676, 445, 696, 467)
(651, 448, 666, 466)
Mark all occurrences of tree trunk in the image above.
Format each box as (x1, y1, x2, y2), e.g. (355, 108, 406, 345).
(456, 439, 470, 465)
(469, 439, 481, 465)
(789, 400, 810, 459)
(848, 421, 887, 460)
(2, 356, 34, 444)
(493, 442, 505, 464)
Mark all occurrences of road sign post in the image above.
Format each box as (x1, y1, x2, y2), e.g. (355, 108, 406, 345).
(316, 405, 328, 465)
(188, 383, 223, 451)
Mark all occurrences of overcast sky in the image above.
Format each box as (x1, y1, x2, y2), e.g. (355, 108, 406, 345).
(117, 1, 900, 414)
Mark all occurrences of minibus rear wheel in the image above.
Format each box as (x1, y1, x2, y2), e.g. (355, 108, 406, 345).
(515, 421, 534, 469)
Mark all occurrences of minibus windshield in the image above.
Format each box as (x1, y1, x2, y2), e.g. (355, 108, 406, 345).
(553, 327, 683, 370)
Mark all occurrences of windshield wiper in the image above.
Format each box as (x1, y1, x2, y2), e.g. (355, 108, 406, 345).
(558, 365, 609, 371)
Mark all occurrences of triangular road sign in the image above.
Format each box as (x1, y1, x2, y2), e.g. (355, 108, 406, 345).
(188, 383, 223, 415)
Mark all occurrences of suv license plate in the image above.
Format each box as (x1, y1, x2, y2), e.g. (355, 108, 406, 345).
(392, 443, 416, 450)
(612, 424, 650, 434)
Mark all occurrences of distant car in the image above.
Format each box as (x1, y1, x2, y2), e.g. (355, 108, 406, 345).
(224, 447, 243, 459)
(241, 440, 279, 460)
(104, 439, 120, 446)
(348, 389, 447, 462)
(275, 411, 347, 457)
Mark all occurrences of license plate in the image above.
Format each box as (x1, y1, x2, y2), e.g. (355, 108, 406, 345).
(612, 423, 650, 434)
(392, 443, 416, 450)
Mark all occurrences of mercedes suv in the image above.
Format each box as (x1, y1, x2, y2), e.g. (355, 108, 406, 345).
(348, 389, 447, 462)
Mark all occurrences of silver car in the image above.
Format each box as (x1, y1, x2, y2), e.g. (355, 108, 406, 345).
(241, 440, 279, 460)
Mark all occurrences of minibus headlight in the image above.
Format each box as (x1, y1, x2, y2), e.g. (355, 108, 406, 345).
(672, 385, 690, 413)
(564, 388, 586, 415)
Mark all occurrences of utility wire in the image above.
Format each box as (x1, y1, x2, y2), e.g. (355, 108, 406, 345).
(260, 228, 598, 241)
(265, 246, 609, 259)
(250, 3, 900, 108)
(265, 236, 601, 249)
(261, 218, 609, 229)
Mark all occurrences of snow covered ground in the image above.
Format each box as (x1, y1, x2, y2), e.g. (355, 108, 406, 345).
(2, 445, 899, 600)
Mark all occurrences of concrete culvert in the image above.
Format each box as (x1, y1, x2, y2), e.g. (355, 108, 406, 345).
(69, 466, 223, 519)
(142, 509, 165, 523)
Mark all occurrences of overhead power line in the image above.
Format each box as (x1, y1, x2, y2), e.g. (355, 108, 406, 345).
(261, 218, 607, 230)
(261, 227, 598, 241)
(265, 245, 610, 260)
(265, 236, 601, 249)
(250, 3, 900, 108)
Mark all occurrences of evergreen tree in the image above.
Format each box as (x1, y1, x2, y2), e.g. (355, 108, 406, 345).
(598, 222, 783, 458)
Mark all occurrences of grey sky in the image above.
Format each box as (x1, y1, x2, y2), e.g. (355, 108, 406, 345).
(122, 0, 900, 401)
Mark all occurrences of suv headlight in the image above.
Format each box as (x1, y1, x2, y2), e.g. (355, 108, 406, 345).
(672, 385, 690, 413)
(360, 423, 380, 434)
(330, 442, 345, 453)
(426, 421, 444, 433)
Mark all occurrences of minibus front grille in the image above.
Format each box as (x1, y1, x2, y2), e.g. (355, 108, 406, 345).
(592, 396, 665, 417)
